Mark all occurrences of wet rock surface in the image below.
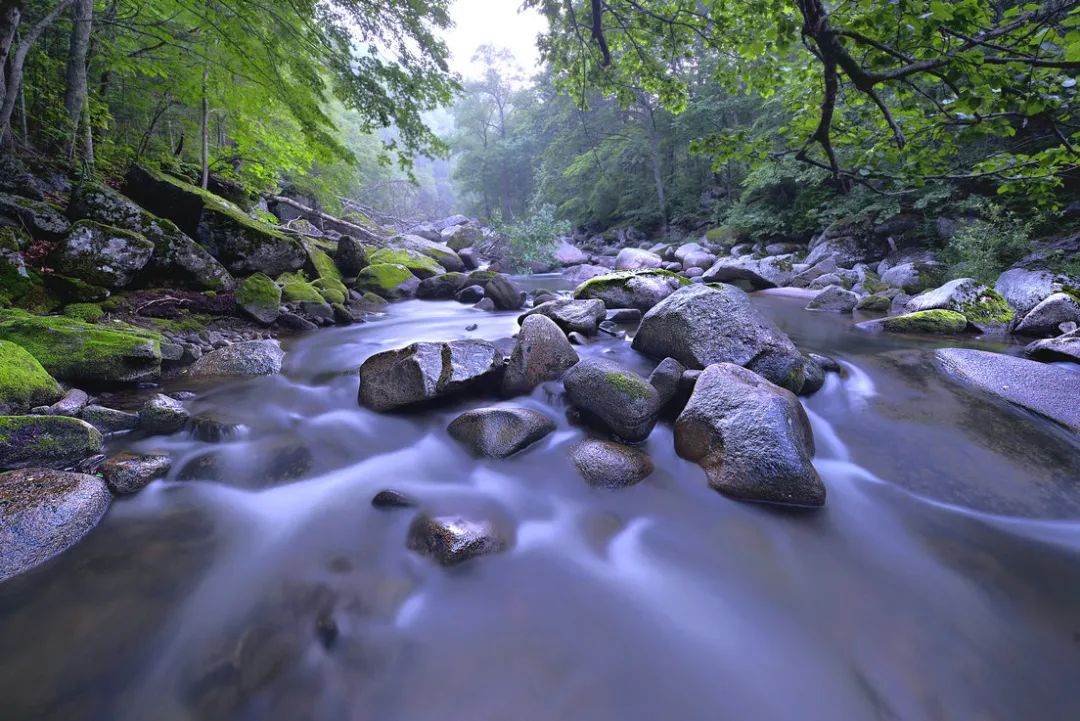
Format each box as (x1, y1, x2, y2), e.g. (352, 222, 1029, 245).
(447, 407, 556, 458)
(0, 415, 103, 471)
(562, 358, 662, 442)
(100, 453, 172, 495)
(188, 341, 285, 377)
(571, 439, 654, 488)
(502, 315, 579, 396)
(359, 340, 504, 411)
(406, 514, 508, 566)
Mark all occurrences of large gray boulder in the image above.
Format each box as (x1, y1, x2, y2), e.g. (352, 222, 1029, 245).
(674, 363, 825, 507)
(447, 407, 556, 458)
(0, 468, 111, 582)
(573, 269, 687, 312)
(395, 234, 465, 272)
(615, 247, 662, 270)
(806, 285, 858, 313)
(484, 274, 526, 310)
(187, 340, 285, 376)
(553, 240, 588, 267)
(0, 193, 70, 240)
(562, 264, 611, 285)
(138, 394, 190, 435)
(502, 315, 579, 396)
(905, 278, 1015, 332)
(0, 415, 102, 471)
(519, 298, 605, 335)
(562, 358, 663, 442)
(48, 220, 155, 289)
(359, 340, 504, 412)
(632, 284, 806, 392)
(1025, 331, 1080, 364)
(702, 254, 797, 289)
(936, 348, 1080, 432)
(994, 267, 1058, 317)
(571, 439, 654, 489)
(417, 272, 468, 299)
(1013, 293, 1080, 337)
(804, 223, 889, 267)
(789, 258, 838, 288)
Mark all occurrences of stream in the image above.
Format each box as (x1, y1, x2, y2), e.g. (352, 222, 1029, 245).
(2, 277, 1079, 721)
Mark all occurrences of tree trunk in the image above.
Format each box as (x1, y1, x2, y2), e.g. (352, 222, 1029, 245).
(0, 2, 25, 105)
(0, 0, 75, 144)
(79, 92, 92, 170)
(640, 101, 667, 234)
(63, 0, 92, 163)
(200, 62, 209, 188)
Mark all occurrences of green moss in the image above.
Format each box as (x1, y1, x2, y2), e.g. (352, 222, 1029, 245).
(236, 272, 281, 308)
(860, 272, 890, 295)
(465, 270, 499, 286)
(276, 271, 324, 303)
(0, 227, 28, 252)
(959, 288, 1015, 325)
(856, 294, 892, 312)
(0, 310, 162, 384)
(0, 414, 103, 467)
(354, 263, 416, 295)
(574, 269, 690, 299)
(147, 167, 290, 241)
(361, 291, 388, 305)
(881, 309, 969, 334)
(63, 303, 104, 323)
(604, 371, 653, 400)
(369, 247, 442, 277)
(43, 274, 110, 303)
(305, 243, 343, 284)
(0, 340, 63, 411)
(312, 276, 348, 305)
(144, 312, 213, 334)
(705, 227, 739, 246)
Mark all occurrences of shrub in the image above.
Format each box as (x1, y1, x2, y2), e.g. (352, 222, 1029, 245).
(943, 207, 1032, 283)
(493, 205, 570, 273)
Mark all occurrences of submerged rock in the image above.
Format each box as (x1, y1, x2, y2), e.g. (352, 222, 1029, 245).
(187, 341, 285, 377)
(371, 489, 417, 509)
(573, 269, 688, 312)
(0, 415, 102, 471)
(100, 452, 172, 495)
(0, 468, 111, 582)
(562, 358, 662, 442)
(502, 315, 579, 396)
(447, 407, 556, 458)
(519, 298, 605, 335)
(571, 439, 654, 489)
(406, 514, 508, 567)
(632, 284, 806, 392)
(359, 340, 504, 412)
(936, 348, 1080, 433)
(674, 363, 825, 507)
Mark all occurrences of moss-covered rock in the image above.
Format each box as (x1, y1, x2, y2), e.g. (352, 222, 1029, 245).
(68, 181, 234, 291)
(905, 278, 1014, 332)
(276, 271, 324, 303)
(860, 309, 969, 335)
(234, 272, 281, 325)
(0, 249, 62, 313)
(0, 340, 63, 413)
(48, 220, 155, 288)
(855, 294, 892, 312)
(334, 235, 369, 276)
(369, 247, 443, 279)
(393, 234, 465, 272)
(0, 193, 70, 240)
(63, 303, 104, 323)
(0, 310, 162, 384)
(121, 166, 304, 277)
(0, 415, 103, 470)
(43, 274, 110, 303)
(574, 269, 691, 312)
(0, 226, 29, 251)
(312, 277, 347, 305)
(354, 263, 419, 299)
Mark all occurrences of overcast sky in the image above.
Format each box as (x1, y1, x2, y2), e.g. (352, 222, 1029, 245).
(442, 0, 547, 80)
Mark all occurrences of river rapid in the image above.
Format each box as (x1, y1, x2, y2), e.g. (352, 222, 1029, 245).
(2, 277, 1079, 721)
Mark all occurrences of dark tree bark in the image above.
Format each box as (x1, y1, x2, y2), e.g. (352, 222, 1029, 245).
(0, 1, 25, 104)
(63, 0, 93, 163)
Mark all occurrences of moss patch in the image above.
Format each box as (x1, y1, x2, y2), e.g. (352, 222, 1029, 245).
(959, 288, 1015, 325)
(276, 271, 324, 303)
(856, 294, 892, 312)
(0, 340, 63, 412)
(0, 415, 103, 469)
(354, 263, 416, 296)
(573, 269, 690, 299)
(63, 303, 104, 323)
(369, 247, 442, 278)
(235, 272, 281, 309)
(604, 371, 653, 400)
(881, 310, 969, 335)
(147, 167, 290, 242)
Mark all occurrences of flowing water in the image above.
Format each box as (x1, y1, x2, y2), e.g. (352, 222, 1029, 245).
(2, 278, 1079, 721)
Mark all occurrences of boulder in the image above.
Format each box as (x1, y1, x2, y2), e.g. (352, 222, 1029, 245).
(857, 309, 969, 335)
(455, 285, 485, 304)
(484, 274, 525, 310)
(562, 358, 663, 442)
(673, 242, 706, 263)
(631, 284, 806, 392)
(123, 166, 305, 277)
(0, 468, 111, 582)
(573, 269, 688, 312)
(0, 311, 161, 384)
(68, 181, 235, 291)
(354, 263, 419, 299)
(553, 240, 588, 267)
(502, 314, 579, 396)
(334, 235, 369, 276)
(0, 340, 63, 414)
(187, 340, 285, 377)
(936, 348, 1080, 433)
(79, 405, 139, 434)
(394, 234, 465, 272)
(994, 267, 1058, 317)
(139, 394, 190, 435)
(856, 294, 892, 312)
(570, 439, 654, 489)
(1013, 293, 1080, 337)
(806, 285, 858, 313)
(100, 452, 172, 495)
(440, 224, 481, 251)
(804, 223, 888, 267)
(45, 388, 89, 417)
(417, 272, 468, 300)
(0, 415, 102, 470)
(0, 193, 70, 240)
(798, 355, 827, 396)
(880, 260, 945, 294)
(789, 258, 838, 288)
(368, 247, 443, 279)
(674, 363, 825, 507)
(702, 254, 797, 289)
(905, 278, 1014, 332)
(1025, 331, 1080, 364)
(519, 298, 605, 336)
(358, 340, 504, 412)
(615, 247, 663, 270)
(562, 264, 611, 285)
(48, 220, 154, 289)
(447, 407, 556, 458)
(234, 272, 282, 325)
(406, 514, 508, 567)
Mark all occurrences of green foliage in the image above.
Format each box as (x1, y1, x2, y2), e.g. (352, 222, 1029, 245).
(492, 205, 569, 273)
(63, 303, 105, 324)
(943, 208, 1033, 283)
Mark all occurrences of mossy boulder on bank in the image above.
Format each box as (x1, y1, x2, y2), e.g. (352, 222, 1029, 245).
(48, 220, 155, 289)
(235, 272, 281, 325)
(859, 309, 969, 335)
(905, 278, 1014, 332)
(0, 252, 61, 313)
(277, 271, 324, 303)
(0, 310, 162, 384)
(62, 303, 104, 323)
(354, 263, 419, 299)
(573, 269, 690, 312)
(369, 247, 443, 279)
(0, 340, 63, 413)
(122, 166, 304, 277)
(68, 181, 234, 291)
(0, 415, 103, 470)
(0, 193, 70, 240)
